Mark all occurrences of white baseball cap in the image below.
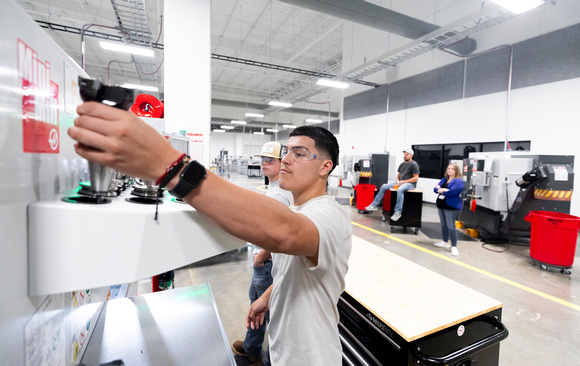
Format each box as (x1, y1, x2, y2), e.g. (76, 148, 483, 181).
(254, 141, 283, 159)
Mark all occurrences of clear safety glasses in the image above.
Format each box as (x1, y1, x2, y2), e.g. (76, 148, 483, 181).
(281, 146, 321, 162)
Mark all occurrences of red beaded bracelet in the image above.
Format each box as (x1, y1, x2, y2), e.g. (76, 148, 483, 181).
(155, 153, 188, 187)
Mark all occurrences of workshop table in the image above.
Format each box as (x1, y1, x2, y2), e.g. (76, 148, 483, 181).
(339, 236, 507, 365)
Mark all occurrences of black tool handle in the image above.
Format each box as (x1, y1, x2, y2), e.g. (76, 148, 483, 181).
(411, 316, 508, 365)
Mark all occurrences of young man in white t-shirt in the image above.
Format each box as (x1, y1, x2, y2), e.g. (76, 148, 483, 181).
(69, 103, 352, 366)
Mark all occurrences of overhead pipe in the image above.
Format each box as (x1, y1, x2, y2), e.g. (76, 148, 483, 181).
(81, 23, 131, 70)
(385, 83, 390, 153)
(441, 41, 514, 151)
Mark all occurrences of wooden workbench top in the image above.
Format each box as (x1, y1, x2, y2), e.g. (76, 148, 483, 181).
(345, 236, 503, 342)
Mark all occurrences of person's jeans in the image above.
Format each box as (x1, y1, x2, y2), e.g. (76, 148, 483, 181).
(263, 348, 271, 366)
(371, 182, 395, 207)
(242, 260, 273, 359)
(438, 208, 460, 247)
(371, 182, 415, 213)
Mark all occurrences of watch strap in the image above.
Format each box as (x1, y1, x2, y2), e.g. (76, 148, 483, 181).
(157, 154, 190, 188)
(169, 160, 207, 199)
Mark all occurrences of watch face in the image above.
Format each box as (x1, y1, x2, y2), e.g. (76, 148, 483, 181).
(181, 160, 207, 187)
(170, 160, 206, 200)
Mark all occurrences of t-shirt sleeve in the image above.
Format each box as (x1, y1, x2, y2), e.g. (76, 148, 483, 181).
(298, 200, 351, 272)
(413, 161, 420, 175)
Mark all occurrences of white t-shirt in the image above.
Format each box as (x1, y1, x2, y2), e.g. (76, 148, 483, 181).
(268, 195, 352, 366)
(252, 180, 293, 256)
(266, 179, 293, 207)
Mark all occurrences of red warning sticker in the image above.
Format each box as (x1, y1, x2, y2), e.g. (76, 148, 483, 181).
(17, 39, 60, 153)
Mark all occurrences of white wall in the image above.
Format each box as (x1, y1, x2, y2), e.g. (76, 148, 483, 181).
(209, 132, 237, 161)
(165, 0, 211, 166)
(340, 114, 389, 156)
(340, 78, 580, 215)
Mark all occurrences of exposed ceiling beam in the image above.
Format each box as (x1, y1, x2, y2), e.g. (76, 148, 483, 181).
(342, 3, 513, 80)
(280, 0, 476, 55)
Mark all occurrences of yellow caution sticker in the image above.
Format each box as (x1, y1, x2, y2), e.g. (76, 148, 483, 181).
(534, 189, 572, 201)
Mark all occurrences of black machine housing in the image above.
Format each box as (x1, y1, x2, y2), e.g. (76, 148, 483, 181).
(353, 153, 389, 187)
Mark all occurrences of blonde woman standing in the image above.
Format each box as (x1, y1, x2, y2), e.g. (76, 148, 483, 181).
(433, 164, 464, 256)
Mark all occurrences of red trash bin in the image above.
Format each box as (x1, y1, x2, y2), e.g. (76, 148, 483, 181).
(382, 188, 391, 214)
(524, 210, 580, 273)
(354, 184, 376, 211)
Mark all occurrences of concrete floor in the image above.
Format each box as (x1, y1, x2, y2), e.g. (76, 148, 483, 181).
(138, 172, 580, 365)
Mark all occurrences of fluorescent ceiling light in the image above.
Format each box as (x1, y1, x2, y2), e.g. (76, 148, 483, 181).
(231, 120, 247, 124)
(245, 113, 264, 118)
(100, 41, 154, 57)
(220, 125, 235, 130)
(266, 128, 279, 133)
(254, 131, 265, 135)
(268, 101, 292, 108)
(120, 83, 158, 92)
(282, 124, 297, 129)
(316, 78, 349, 89)
(305, 118, 323, 123)
(213, 129, 226, 133)
(490, 0, 543, 14)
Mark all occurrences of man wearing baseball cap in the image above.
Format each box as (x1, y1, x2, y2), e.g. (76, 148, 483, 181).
(365, 148, 420, 221)
(232, 141, 293, 365)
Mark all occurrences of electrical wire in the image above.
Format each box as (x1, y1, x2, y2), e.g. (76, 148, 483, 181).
(107, 60, 132, 85)
(84, 15, 164, 83)
(304, 100, 331, 130)
(81, 23, 131, 70)
(107, 57, 164, 89)
(441, 42, 514, 153)
(152, 15, 163, 47)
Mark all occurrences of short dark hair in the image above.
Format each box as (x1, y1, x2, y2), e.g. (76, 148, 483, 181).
(290, 126, 339, 174)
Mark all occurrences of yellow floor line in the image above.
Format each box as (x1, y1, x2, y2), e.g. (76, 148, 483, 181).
(352, 221, 580, 312)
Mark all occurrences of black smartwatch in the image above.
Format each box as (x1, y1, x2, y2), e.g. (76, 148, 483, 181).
(169, 160, 207, 199)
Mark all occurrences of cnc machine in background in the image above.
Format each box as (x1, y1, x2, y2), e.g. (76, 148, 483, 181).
(459, 152, 574, 243)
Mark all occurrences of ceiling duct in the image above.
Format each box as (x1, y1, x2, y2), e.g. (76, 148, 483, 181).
(280, 0, 476, 55)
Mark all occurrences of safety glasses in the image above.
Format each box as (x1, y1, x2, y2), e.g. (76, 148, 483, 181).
(281, 146, 321, 162)
(261, 156, 280, 164)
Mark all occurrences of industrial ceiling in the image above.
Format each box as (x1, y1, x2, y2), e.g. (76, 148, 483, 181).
(14, 0, 576, 134)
